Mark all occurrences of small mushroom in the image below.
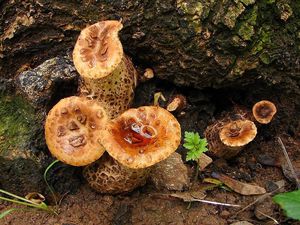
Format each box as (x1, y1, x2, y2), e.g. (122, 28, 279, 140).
(252, 100, 277, 124)
(45, 96, 109, 166)
(205, 120, 257, 159)
(73, 20, 138, 119)
(100, 106, 182, 169)
(166, 94, 187, 113)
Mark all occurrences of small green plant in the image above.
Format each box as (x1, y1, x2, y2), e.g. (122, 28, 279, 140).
(183, 131, 208, 161)
(0, 189, 57, 219)
(273, 190, 300, 221)
(183, 131, 208, 182)
(43, 159, 60, 205)
(0, 159, 60, 219)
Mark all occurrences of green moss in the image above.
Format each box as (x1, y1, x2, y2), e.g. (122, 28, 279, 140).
(0, 94, 37, 155)
(236, 5, 258, 41)
(223, 2, 245, 29)
(250, 26, 271, 54)
(240, 0, 256, 6)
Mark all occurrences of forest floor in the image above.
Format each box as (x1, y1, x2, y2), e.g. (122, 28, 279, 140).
(1, 79, 300, 225)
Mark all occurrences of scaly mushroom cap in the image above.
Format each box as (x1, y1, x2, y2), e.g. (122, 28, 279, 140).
(219, 120, 257, 147)
(252, 100, 277, 124)
(100, 106, 181, 169)
(45, 96, 108, 166)
(73, 20, 123, 79)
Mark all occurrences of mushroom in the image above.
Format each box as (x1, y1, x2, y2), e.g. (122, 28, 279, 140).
(205, 119, 257, 159)
(100, 106, 182, 169)
(73, 20, 138, 119)
(45, 96, 108, 166)
(166, 94, 187, 113)
(83, 153, 150, 194)
(252, 100, 277, 124)
(83, 106, 181, 193)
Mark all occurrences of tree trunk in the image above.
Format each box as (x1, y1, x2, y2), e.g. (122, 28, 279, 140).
(0, 0, 299, 91)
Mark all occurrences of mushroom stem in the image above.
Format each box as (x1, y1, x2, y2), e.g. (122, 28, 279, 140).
(83, 153, 151, 194)
(80, 55, 137, 119)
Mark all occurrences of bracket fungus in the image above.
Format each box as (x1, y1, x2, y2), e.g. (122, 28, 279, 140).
(45, 96, 108, 166)
(100, 106, 182, 169)
(252, 100, 277, 124)
(205, 119, 257, 159)
(73, 20, 138, 119)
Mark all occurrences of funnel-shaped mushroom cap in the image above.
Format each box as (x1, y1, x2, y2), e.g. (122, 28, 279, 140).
(45, 96, 108, 166)
(219, 120, 257, 147)
(252, 100, 277, 124)
(100, 106, 181, 169)
(73, 20, 123, 79)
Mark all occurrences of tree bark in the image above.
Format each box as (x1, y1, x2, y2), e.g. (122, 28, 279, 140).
(0, 0, 299, 91)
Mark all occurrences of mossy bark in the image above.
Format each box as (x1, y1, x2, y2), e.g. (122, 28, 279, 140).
(0, 0, 299, 92)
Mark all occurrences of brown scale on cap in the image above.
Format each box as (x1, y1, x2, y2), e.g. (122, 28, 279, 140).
(252, 100, 277, 124)
(100, 106, 181, 169)
(205, 119, 257, 159)
(73, 20, 138, 119)
(83, 153, 150, 194)
(45, 96, 108, 166)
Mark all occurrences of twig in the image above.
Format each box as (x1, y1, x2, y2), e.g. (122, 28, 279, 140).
(277, 137, 300, 189)
(189, 199, 241, 208)
(256, 209, 279, 224)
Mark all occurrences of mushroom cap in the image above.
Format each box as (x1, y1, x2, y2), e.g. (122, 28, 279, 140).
(45, 96, 108, 166)
(219, 120, 257, 147)
(100, 106, 181, 169)
(73, 20, 123, 79)
(252, 100, 277, 124)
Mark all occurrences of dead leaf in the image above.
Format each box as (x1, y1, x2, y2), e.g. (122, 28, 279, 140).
(25, 192, 45, 204)
(153, 92, 166, 106)
(212, 172, 266, 195)
(169, 190, 206, 202)
(198, 153, 213, 171)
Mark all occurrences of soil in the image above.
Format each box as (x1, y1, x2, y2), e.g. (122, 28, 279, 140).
(1, 79, 300, 225)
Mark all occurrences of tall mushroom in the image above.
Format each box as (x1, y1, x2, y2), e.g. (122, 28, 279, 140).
(83, 106, 182, 193)
(205, 119, 257, 159)
(45, 96, 108, 166)
(73, 20, 138, 119)
(252, 100, 277, 124)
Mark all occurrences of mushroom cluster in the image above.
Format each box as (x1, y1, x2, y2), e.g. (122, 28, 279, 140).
(44, 20, 182, 194)
(205, 100, 277, 159)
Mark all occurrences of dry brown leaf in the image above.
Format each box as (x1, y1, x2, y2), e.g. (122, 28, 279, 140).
(169, 190, 206, 202)
(212, 172, 266, 195)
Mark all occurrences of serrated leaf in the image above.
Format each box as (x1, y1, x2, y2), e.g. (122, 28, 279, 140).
(183, 143, 194, 150)
(273, 190, 300, 220)
(184, 131, 208, 161)
(0, 208, 17, 219)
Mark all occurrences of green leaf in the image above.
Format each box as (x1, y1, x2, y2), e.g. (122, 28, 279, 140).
(183, 131, 208, 161)
(183, 143, 195, 150)
(0, 208, 17, 219)
(273, 190, 300, 220)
